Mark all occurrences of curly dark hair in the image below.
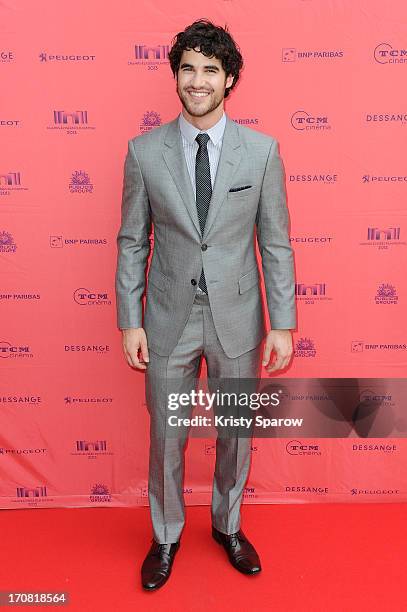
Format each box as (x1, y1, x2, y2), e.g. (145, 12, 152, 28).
(168, 18, 244, 98)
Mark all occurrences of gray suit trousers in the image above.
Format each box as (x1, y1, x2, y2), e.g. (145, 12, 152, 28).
(145, 290, 263, 544)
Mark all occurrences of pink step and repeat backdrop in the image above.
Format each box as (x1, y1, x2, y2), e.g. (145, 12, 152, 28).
(1, 0, 407, 509)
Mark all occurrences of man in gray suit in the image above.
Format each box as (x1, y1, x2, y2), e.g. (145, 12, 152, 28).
(115, 19, 296, 590)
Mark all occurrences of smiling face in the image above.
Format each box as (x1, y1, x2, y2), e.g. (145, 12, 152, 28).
(176, 47, 234, 126)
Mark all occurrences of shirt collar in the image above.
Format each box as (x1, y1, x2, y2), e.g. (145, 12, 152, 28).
(178, 111, 226, 146)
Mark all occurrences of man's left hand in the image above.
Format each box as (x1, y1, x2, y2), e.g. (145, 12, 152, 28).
(262, 330, 293, 373)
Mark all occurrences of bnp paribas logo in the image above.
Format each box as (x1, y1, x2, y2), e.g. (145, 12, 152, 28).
(375, 283, 398, 305)
(374, 43, 407, 64)
(69, 170, 93, 193)
(294, 337, 317, 358)
(90, 483, 112, 503)
(0, 231, 17, 253)
(140, 110, 161, 134)
(129, 43, 169, 67)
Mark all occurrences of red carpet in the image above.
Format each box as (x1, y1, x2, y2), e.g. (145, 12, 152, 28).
(0, 503, 405, 611)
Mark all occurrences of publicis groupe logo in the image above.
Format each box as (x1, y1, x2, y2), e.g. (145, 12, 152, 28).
(90, 483, 112, 503)
(69, 170, 94, 193)
(290, 234, 333, 245)
(72, 440, 113, 457)
(291, 110, 332, 131)
(294, 337, 317, 358)
(73, 288, 111, 306)
(46, 110, 96, 132)
(129, 43, 169, 67)
(39, 52, 96, 62)
(0, 231, 17, 253)
(286, 440, 321, 455)
(0, 341, 33, 359)
(1, 50, 14, 63)
(360, 226, 405, 249)
(140, 110, 161, 134)
(295, 283, 332, 303)
(50, 235, 107, 247)
(374, 43, 407, 64)
(375, 283, 398, 305)
(289, 173, 338, 184)
(282, 48, 344, 61)
(0, 171, 28, 195)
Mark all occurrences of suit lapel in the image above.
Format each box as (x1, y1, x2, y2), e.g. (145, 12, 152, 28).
(162, 113, 242, 240)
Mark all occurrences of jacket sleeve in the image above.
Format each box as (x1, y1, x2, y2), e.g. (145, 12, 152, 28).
(255, 138, 297, 330)
(115, 138, 152, 329)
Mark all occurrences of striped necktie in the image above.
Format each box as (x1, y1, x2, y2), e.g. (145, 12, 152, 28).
(195, 132, 212, 293)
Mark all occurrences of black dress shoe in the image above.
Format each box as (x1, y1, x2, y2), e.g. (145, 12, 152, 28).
(212, 526, 262, 574)
(141, 538, 180, 590)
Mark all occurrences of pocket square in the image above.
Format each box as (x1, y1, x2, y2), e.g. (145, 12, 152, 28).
(228, 185, 253, 192)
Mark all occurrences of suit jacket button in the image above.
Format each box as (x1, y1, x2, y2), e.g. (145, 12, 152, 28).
(191, 279, 197, 285)
(201, 243, 207, 251)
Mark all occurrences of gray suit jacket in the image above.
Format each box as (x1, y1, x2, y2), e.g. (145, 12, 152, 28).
(115, 113, 296, 358)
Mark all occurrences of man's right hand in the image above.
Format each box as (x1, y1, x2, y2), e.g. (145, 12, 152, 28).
(121, 328, 149, 370)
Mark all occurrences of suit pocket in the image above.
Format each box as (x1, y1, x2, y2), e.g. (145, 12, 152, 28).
(148, 267, 170, 292)
(227, 185, 258, 199)
(238, 265, 260, 294)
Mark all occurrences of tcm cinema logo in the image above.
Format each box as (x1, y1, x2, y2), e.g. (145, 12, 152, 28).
(243, 486, 258, 499)
(360, 226, 405, 249)
(39, 52, 96, 62)
(289, 173, 338, 184)
(90, 484, 112, 503)
(49, 235, 107, 247)
(351, 340, 407, 353)
(47, 110, 95, 133)
(73, 288, 111, 306)
(375, 283, 398, 305)
(0, 231, 17, 253)
(140, 110, 161, 134)
(294, 337, 317, 358)
(14, 485, 53, 506)
(0, 172, 28, 195)
(0, 341, 33, 360)
(295, 282, 332, 304)
(290, 234, 333, 245)
(286, 440, 321, 456)
(72, 439, 113, 457)
(1, 50, 14, 63)
(69, 170, 94, 193)
(291, 110, 332, 131)
(374, 43, 407, 64)
(129, 43, 169, 67)
(282, 48, 344, 61)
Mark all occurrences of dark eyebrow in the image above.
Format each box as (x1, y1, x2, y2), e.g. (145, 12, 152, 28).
(179, 62, 220, 71)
